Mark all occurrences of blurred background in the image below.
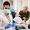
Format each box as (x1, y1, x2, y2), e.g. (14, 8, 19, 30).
(0, 0, 30, 11)
(0, 0, 3, 9)
(13, 0, 28, 13)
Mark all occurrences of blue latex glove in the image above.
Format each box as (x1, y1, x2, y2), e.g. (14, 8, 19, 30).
(5, 24, 12, 29)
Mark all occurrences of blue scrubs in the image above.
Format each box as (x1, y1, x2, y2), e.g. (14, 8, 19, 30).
(5, 20, 16, 29)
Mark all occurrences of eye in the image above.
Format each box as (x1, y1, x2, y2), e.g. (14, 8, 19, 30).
(5, 8, 9, 9)
(5, 8, 7, 9)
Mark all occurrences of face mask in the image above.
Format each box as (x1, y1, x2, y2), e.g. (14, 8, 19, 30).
(4, 9, 10, 14)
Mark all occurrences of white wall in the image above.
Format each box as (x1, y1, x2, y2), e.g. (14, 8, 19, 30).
(0, 0, 3, 9)
(13, 0, 30, 13)
(13, 0, 22, 13)
(28, 0, 30, 11)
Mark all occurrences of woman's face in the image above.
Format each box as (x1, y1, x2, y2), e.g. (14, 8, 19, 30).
(4, 5, 10, 10)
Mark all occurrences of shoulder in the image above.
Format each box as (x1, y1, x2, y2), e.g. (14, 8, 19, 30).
(13, 17, 22, 21)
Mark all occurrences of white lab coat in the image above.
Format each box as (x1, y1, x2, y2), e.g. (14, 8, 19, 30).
(0, 12, 12, 30)
(0, 10, 12, 27)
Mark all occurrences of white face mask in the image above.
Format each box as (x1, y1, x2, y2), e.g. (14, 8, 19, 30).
(4, 9, 10, 14)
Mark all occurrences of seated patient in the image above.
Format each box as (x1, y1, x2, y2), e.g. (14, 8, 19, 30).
(13, 6, 30, 29)
(19, 6, 30, 21)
